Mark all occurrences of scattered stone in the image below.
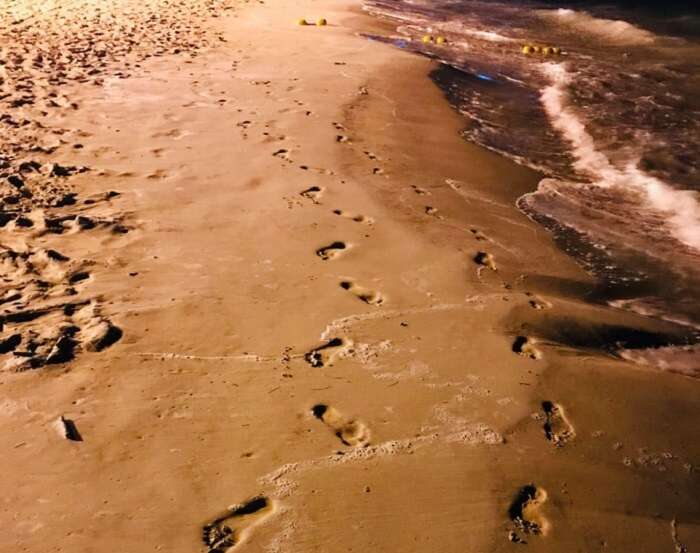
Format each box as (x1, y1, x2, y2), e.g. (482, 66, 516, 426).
(81, 319, 123, 352)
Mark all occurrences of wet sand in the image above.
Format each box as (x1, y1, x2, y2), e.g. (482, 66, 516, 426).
(1, 0, 699, 552)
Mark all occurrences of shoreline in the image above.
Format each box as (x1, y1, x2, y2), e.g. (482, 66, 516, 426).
(1, 1, 699, 552)
(347, 11, 699, 373)
(362, 0, 700, 352)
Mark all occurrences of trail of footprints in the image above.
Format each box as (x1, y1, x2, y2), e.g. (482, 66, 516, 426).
(502, 404, 573, 542)
(205, 147, 380, 543)
(215, 113, 577, 549)
(426, 199, 567, 542)
(298, 181, 384, 305)
(200, 404, 371, 549)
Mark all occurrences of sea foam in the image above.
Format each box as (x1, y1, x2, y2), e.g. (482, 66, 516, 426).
(538, 8, 657, 46)
(539, 62, 700, 252)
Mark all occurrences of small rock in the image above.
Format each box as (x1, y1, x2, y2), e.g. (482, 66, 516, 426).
(82, 319, 122, 352)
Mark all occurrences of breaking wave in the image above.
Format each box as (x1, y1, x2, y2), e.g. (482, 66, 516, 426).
(538, 8, 657, 46)
(534, 62, 700, 252)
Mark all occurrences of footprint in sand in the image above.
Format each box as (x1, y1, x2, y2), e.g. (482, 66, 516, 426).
(332, 209, 374, 225)
(272, 148, 291, 162)
(525, 292, 551, 310)
(339, 280, 384, 306)
(316, 241, 347, 260)
(470, 228, 487, 242)
(202, 496, 275, 553)
(304, 337, 351, 368)
(54, 415, 83, 442)
(508, 485, 549, 543)
(300, 185, 323, 204)
(512, 336, 542, 360)
(541, 401, 575, 447)
(312, 404, 371, 447)
(424, 206, 443, 219)
(0, 246, 122, 371)
(474, 251, 497, 271)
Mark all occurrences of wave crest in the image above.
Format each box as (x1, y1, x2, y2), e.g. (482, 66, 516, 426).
(537, 62, 700, 252)
(539, 8, 657, 46)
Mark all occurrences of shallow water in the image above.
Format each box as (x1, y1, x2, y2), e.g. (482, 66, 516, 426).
(364, 0, 700, 370)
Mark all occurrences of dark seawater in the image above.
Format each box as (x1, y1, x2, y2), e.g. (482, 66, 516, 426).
(364, 0, 700, 374)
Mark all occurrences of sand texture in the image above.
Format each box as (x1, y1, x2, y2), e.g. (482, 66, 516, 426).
(1, 1, 698, 552)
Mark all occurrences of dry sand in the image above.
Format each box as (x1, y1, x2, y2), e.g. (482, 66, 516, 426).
(1, 0, 698, 552)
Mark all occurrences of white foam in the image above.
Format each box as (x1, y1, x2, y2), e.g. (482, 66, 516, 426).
(539, 62, 700, 252)
(539, 8, 656, 46)
(620, 345, 700, 377)
(610, 298, 700, 331)
(444, 25, 514, 43)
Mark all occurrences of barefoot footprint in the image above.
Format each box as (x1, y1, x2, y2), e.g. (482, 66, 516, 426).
(470, 228, 487, 241)
(312, 404, 371, 447)
(474, 251, 496, 271)
(411, 184, 429, 195)
(202, 496, 275, 553)
(304, 337, 351, 367)
(512, 336, 541, 360)
(526, 292, 551, 310)
(507, 485, 549, 544)
(316, 241, 347, 260)
(339, 280, 383, 306)
(332, 209, 374, 225)
(299, 185, 323, 204)
(542, 401, 575, 447)
(425, 206, 443, 219)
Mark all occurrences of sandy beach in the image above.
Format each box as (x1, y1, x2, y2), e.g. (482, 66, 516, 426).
(1, 0, 698, 551)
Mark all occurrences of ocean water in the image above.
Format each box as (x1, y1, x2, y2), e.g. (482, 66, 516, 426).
(364, 0, 700, 373)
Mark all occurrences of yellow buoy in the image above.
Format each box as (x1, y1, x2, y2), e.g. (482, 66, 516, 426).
(522, 45, 534, 54)
(542, 46, 553, 55)
(421, 35, 432, 44)
(316, 18, 327, 26)
(436, 36, 447, 44)
(532, 45, 541, 53)
(552, 47, 561, 55)
(297, 18, 308, 26)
